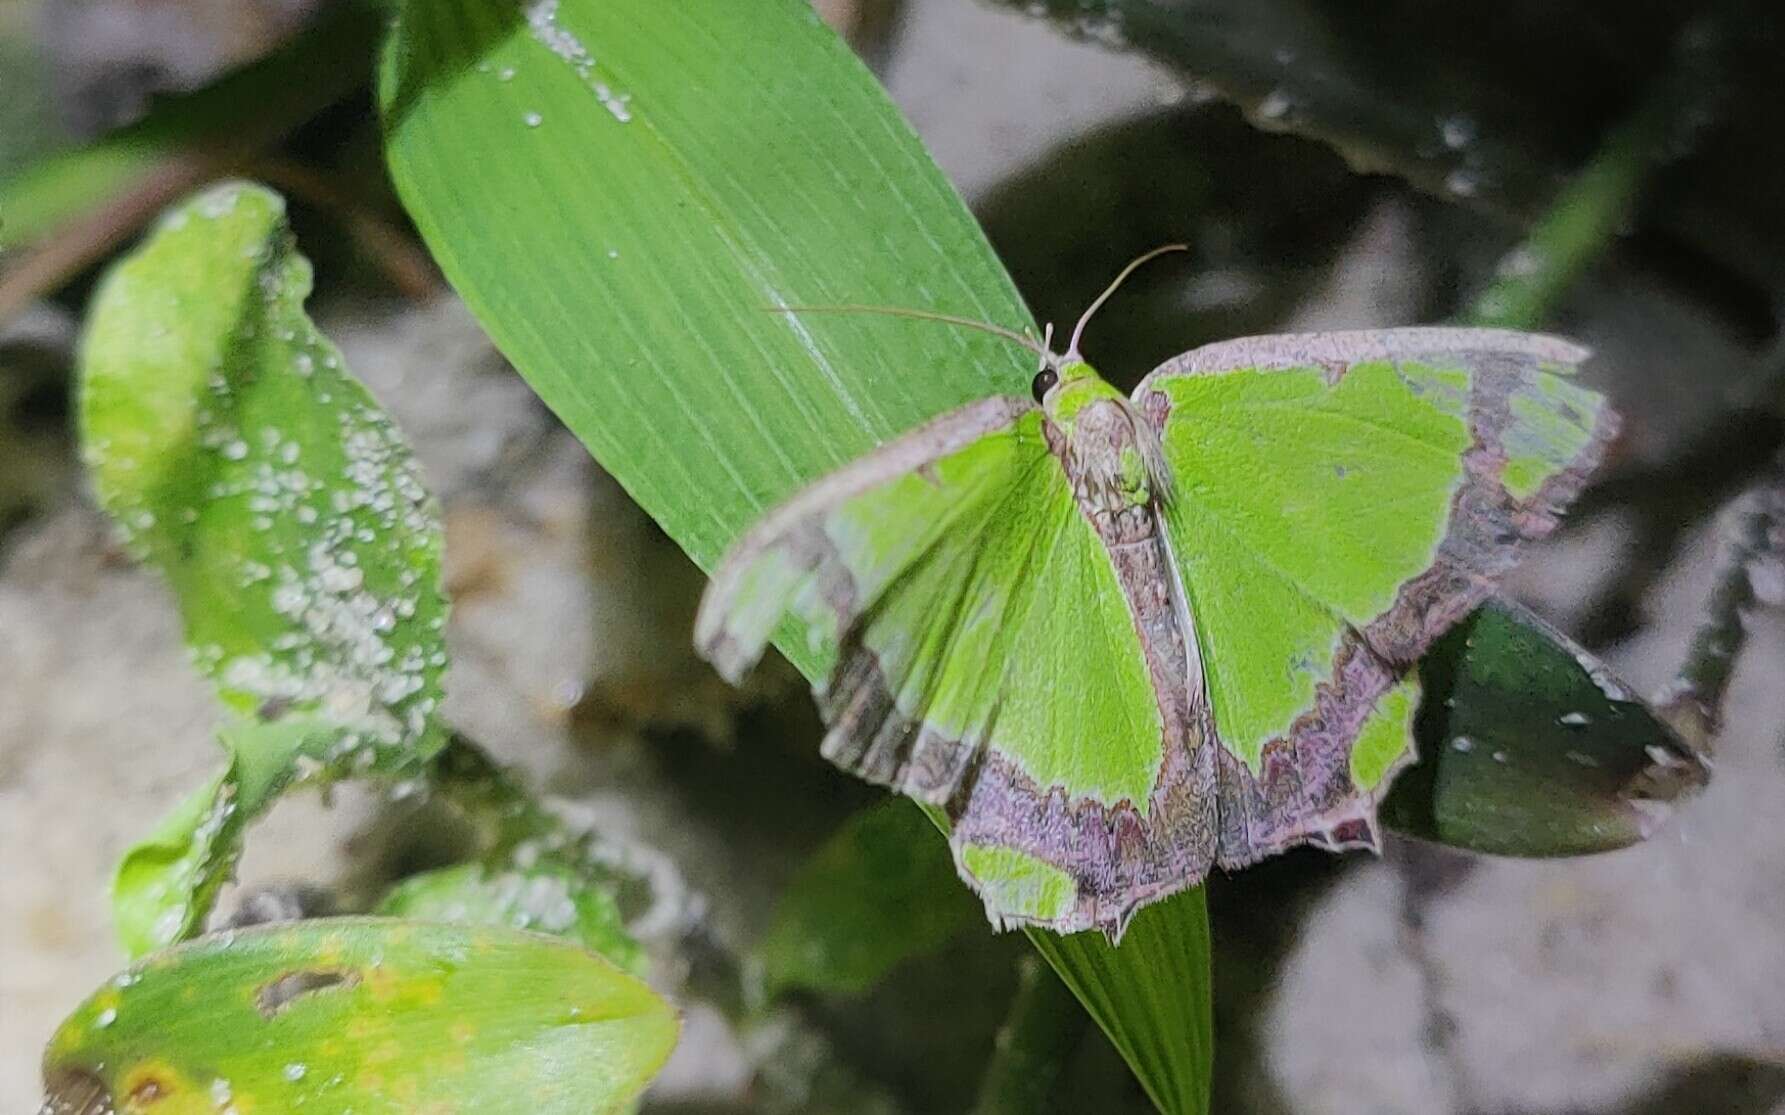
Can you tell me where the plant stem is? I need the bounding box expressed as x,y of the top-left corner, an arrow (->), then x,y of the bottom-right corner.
971,955 -> 1090,1115
0,3 -> 378,324
1654,455 -> 1785,753
1463,12 -> 1730,330
1448,6 -> 1782,759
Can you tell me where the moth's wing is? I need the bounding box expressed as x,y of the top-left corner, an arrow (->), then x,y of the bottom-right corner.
698,398 -> 1213,938
696,395 -> 1038,683
1134,327 -> 1615,865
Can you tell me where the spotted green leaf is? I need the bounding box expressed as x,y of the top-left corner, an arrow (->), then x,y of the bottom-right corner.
81,181 -> 448,770
80,182 -> 450,954
700,326 -> 1613,939
41,918 -> 678,1115
377,862 -> 645,976
1385,596 -> 1708,853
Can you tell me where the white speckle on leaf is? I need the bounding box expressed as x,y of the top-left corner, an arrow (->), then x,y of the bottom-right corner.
526,0 -> 634,122
195,184 -> 246,219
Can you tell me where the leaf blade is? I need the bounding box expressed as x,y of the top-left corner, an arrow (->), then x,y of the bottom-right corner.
42,918 -> 678,1115
79,181 -> 449,774
756,801 -> 983,998
377,862 -> 646,977
80,182 -> 452,952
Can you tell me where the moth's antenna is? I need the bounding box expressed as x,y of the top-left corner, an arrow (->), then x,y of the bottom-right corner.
1038,322 -> 1055,371
768,304 -> 1051,362
1066,244 -> 1189,357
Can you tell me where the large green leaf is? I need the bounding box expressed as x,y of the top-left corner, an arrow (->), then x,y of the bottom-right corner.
81,182 -> 450,953
41,918 -> 678,1115
379,2 -> 1211,1111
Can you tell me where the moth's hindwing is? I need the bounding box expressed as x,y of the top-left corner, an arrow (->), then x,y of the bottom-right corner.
1136,327 -> 1612,862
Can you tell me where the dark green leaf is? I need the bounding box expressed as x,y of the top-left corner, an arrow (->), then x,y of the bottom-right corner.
1385,597 -> 1708,855
756,801 -> 982,998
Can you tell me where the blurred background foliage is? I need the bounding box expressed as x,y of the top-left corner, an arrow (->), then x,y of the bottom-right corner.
4,1 -> 1785,1114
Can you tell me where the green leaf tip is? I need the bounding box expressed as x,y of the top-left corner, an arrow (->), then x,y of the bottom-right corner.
109,716 -> 343,958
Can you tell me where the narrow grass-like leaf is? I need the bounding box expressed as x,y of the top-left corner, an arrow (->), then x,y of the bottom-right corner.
377,862 -> 646,976
756,801 -> 983,998
42,918 -> 678,1115
380,3 -> 1211,1110
381,0 -> 1035,586
1025,891 -> 1213,1115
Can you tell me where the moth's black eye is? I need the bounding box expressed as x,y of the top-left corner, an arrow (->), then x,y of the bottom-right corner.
1031,366 -> 1059,404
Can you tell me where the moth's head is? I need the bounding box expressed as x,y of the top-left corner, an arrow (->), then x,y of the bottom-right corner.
1030,243 -> 1190,413
1030,356 -> 1111,411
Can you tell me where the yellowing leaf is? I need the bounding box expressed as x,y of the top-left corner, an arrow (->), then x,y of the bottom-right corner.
42,918 -> 678,1115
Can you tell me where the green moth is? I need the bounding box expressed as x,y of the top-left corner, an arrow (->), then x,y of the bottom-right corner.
695,251 -> 1613,941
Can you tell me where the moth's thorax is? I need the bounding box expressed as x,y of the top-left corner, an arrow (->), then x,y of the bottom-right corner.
1040,361 -> 1172,532
1043,361 -> 1125,426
